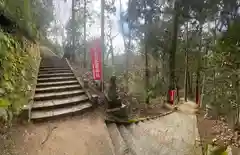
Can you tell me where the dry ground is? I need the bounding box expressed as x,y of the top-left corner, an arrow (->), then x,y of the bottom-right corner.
1,110 -> 115,155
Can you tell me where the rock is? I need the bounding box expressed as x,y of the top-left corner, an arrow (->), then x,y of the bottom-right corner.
0,88 -> 5,96
83,79 -> 89,88
205,104 -> 217,119
27,84 -> 31,91
0,108 -> 8,122
107,104 -> 130,120
207,144 -> 228,155
212,138 -> 217,143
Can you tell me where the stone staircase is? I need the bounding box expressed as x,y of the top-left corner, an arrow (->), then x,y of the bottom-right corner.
28,56 -> 92,120
22,56 -> 203,155
106,112 -> 202,155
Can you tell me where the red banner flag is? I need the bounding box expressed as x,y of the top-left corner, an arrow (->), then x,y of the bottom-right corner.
90,39 -> 102,81
169,90 -> 176,104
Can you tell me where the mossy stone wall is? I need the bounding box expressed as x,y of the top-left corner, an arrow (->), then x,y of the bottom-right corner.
0,30 -> 40,120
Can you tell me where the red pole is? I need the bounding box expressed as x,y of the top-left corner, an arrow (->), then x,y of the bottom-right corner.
169,90 -> 175,105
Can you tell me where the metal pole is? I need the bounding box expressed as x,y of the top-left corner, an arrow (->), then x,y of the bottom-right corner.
101,0 -> 105,91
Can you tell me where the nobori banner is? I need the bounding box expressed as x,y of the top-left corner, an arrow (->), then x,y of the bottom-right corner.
90,38 -> 102,81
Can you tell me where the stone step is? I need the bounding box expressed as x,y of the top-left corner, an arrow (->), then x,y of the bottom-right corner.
30,102 -> 92,120
40,60 -> 67,64
36,80 -> 79,88
32,95 -> 89,110
39,69 -> 72,74
119,125 -> 142,155
38,72 -> 74,78
34,89 -> 85,101
35,84 -> 81,93
39,68 -> 71,72
40,58 -> 65,61
37,76 -> 76,83
41,56 -> 61,60
107,123 -> 131,155
40,60 -> 66,63
40,61 -> 67,66
40,65 -> 69,69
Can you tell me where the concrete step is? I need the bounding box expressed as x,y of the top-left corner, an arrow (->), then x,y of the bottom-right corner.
40,61 -> 68,67
39,68 -> 71,72
118,125 -> 142,155
40,60 -> 67,64
38,72 -> 74,78
30,102 -> 92,120
39,69 -> 72,74
35,84 -> 81,93
40,66 -> 69,70
107,123 -> 131,155
41,56 -> 61,61
32,95 -> 89,110
40,58 -> 65,62
36,80 -> 79,88
37,76 -> 76,83
34,89 -> 85,101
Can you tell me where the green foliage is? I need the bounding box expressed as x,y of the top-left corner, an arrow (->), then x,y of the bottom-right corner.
0,98 -> 10,108
0,0 -> 54,39
206,144 -> 228,155
202,17 -> 240,119
0,31 -> 40,117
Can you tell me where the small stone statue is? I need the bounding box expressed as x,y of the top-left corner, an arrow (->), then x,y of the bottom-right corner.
107,75 -> 121,109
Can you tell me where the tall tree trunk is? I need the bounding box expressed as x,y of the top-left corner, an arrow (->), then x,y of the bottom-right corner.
235,64 -> 240,127
125,28 -> 131,92
168,1 -> 180,103
144,0 -> 153,104
196,24 -> 202,105
63,0 -> 76,60
100,0 -> 105,91
110,40 -> 114,66
24,0 -> 30,22
145,29 -> 149,104
71,0 -> 76,61
213,69 -> 216,103
200,46 -> 208,108
83,0 -> 87,68
120,0 -> 128,92
187,71 -> 193,96
184,22 -> 189,102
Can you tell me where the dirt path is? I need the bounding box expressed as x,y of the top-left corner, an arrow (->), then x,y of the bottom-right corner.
0,102 -> 203,155
2,110 -> 115,155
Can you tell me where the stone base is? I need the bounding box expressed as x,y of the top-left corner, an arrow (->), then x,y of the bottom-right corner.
107,99 -> 122,109
107,104 -> 129,120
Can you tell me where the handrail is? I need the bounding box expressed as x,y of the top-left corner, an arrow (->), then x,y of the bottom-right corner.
65,58 -> 97,103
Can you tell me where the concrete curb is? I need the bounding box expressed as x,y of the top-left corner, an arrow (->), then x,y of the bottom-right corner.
105,110 -> 175,125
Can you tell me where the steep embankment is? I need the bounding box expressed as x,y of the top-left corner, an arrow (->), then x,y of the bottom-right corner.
0,0 -> 42,121
0,31 -> 41,121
